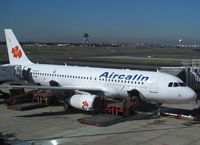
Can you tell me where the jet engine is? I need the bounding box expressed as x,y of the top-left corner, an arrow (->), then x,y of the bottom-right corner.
68,93 -> 101,111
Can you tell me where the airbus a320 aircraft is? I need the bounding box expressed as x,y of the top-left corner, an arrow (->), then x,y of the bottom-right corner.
1,29 -> 197,111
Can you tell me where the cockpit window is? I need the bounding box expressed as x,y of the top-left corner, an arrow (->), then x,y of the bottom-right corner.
173,83 -> 179,87
168,82 -> 173,87
179,82 -> 186,87
168,82 -> 186,87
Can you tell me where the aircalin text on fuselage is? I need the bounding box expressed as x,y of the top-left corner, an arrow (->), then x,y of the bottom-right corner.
1,29 -> 197,111
99,72 -> 149,81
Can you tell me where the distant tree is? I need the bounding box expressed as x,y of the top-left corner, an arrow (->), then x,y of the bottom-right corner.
83,33 -> 89,45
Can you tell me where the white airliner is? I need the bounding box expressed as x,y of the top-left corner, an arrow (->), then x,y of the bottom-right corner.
1,29 -> 197,111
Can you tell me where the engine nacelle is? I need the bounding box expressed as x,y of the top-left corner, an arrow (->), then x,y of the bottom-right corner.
68,94 -> 101,111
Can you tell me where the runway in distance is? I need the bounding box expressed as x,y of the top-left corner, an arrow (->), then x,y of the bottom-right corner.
1,29 -> 197,111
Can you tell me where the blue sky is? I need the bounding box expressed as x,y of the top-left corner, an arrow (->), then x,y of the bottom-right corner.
0,0 -> 200,44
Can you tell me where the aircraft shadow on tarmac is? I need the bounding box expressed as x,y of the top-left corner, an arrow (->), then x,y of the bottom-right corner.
16,109 -> 99,118
16,101 -> 200,118
16,102 -> 157,118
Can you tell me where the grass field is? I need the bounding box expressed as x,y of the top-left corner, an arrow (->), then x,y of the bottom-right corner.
0,44 -> 200,66
79,57 -> 181,66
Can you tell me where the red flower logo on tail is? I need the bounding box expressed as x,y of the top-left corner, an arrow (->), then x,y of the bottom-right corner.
12,46 -> 22,58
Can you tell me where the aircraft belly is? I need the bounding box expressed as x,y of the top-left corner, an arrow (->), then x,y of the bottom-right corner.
33,76 -> 50,86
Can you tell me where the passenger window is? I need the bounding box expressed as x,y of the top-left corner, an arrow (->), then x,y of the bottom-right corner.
173,83 -> 179,87
168,82 -> 173,87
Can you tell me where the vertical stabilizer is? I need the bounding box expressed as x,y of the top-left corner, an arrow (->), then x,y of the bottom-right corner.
5,29 -> 32,64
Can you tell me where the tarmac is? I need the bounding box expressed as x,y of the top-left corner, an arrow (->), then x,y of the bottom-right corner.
0,45 -> 200,144
1,99 -> 200,145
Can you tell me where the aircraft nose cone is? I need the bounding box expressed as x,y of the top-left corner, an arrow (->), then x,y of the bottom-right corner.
184,88 -> 197,102
191,90 -> 197,100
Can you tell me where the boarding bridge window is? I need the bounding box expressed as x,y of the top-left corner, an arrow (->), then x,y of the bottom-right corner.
168,82 -> 173,87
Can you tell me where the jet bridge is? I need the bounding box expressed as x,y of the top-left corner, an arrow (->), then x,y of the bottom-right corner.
160,59 -> 200,97
0,65 -> 22,83
182,59 -> 200,91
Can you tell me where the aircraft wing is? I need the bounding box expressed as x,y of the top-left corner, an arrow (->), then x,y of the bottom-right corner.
0,84 -> 105,92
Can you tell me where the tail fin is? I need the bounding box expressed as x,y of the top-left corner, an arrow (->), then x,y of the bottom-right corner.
5,29 -> 32,64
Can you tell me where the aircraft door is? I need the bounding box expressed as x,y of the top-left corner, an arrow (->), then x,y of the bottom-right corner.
150,75 -> 159,93
22,66 -> 32,81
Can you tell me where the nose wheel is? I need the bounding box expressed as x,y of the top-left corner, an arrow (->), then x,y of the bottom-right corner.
155,103 -> 162,117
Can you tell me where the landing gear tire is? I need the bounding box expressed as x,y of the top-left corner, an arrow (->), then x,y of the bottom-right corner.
63,100 -> 72,111
155,103 -> 161,117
